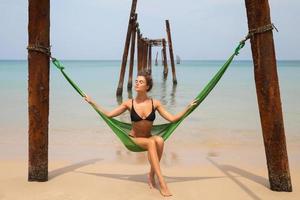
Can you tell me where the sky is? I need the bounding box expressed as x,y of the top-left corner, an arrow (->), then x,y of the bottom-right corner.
0,0 -> 299,60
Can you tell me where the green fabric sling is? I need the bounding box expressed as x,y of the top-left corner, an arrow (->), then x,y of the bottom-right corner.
51,40 -> 246,152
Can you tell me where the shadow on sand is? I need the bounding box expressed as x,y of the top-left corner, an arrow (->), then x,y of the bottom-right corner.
75,170 -> 226,185
49,158 -> 103,180
207,157 -> 269,200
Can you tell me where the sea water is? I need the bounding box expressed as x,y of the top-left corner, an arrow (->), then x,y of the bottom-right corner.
0,60 -> 299,161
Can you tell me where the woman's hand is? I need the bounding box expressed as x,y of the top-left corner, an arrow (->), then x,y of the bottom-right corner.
187,99 -> 198,109
84,95 -> 93,104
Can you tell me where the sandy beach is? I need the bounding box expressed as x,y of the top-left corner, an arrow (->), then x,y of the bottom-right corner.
1,142 -> 299,200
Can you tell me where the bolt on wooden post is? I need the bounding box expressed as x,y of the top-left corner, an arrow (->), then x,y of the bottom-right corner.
28,0 -> 50,182
245,0 -> 292,191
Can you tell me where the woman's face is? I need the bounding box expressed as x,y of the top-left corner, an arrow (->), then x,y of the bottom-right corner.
134,76 -> 148,92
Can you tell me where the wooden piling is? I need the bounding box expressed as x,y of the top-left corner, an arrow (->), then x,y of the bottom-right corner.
162,39 -> 168,78
165,20 -> 177,84
148,44 -> 152,74
127,14 -> 137,90
141,39 -> 145,72
140,38 -> 147,73
144,39 -> 149,73
137,30 -> 142,74
245,0 -> 292,191
140,38 -> 145,73
28,0 -> 50,182
161,49 -> 164,65
116,0 -> 138,96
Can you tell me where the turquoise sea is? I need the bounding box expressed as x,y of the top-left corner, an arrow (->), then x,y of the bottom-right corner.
0,60 -> 299,161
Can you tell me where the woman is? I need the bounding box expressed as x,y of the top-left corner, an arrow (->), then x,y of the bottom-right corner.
84,71 -> 197,197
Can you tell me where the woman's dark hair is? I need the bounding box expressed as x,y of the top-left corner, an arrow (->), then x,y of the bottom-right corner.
137,71 -> 153,92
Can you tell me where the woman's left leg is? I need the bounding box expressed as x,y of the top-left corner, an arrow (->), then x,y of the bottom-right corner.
148,136 -> 164,188
131,136 -> 172,196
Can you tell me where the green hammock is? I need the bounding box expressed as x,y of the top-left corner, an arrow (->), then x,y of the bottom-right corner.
52,40 -> 246,152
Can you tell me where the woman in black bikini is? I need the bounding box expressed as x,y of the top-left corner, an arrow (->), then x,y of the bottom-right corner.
84,71 -> 197,197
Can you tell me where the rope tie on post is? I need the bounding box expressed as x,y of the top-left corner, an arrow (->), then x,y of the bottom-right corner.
236,23 -> 278,55
27,44 -> 52,58
27,44 -> 64,70
247,23 -> 278,39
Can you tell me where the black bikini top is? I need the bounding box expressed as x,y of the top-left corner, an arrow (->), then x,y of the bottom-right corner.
130,98 -> 156,122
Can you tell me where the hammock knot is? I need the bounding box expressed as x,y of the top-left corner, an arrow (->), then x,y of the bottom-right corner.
51,58 -> 65,70
234,41 -> 245,55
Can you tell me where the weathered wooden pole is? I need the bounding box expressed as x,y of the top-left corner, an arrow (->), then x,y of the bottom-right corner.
161,49 -> 164,65
28,0 -> 50,181
148,44 -> 152,74
140,38 -> 144,71
141,39 -> 144,72
144,40 -> 149,73
245,0 -> 292,191
137,30 -> 143,74
165,20 -> 177,84
155,51 -> 158,66
116,0 -> 138,96
162,39 -> 168,78
127,14 -> 137,90
140,38 -> 147,73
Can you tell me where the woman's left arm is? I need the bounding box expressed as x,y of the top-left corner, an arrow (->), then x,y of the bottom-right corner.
156,99 -> 198,122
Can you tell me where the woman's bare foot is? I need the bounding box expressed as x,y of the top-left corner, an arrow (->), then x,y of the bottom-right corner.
158,180 -> 172,197
147,172 -> 156,189
159,185 -> 172,197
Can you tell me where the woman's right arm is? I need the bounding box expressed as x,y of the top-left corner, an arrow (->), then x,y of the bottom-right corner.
84,95 -> 129,118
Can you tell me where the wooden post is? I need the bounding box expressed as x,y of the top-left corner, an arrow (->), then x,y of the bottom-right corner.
140,38 -> 144,73
116,0 -> 138,96
127,14 -> 137,90
161,49 -> 163,65
162,39 -> 168,78
148,44 -> 152,74
137,30 -> 142,74
28,0 -> 50,181
165,20 -> 177,84
155,51 -> 158,66
144,39 -> 148,73
245,0 -> 292,191
141,39 -> 145,72
140,38 -> 147,73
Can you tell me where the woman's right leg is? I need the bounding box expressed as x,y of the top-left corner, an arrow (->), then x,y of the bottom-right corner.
132,137 -> 172,196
